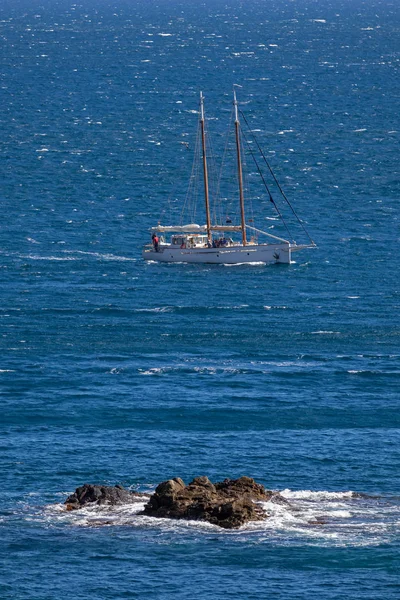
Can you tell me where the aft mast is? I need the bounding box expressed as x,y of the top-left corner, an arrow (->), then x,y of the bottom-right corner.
234,89 -> 247,246
200,92 -> 212,243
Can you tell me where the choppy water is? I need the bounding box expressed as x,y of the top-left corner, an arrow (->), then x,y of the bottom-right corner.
1,0 -> 399,598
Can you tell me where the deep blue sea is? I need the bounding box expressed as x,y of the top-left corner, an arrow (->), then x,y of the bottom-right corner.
1,0 -> 399,598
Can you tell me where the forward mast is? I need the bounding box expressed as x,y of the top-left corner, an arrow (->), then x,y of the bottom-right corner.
199,91 -> 247,239
199,92 -> 212,243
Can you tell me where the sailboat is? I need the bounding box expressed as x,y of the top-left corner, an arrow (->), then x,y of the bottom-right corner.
142,91 -> 315,264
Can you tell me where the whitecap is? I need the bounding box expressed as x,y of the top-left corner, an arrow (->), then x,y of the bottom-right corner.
223,261 -> 265,266
311,331 -> 340,334
213,305 -> 249,309
43,500 -> 148,528
281,489 -> 355,500
330,510 -> 352,518
134,307 -> 172,313
139,368 -> 164,376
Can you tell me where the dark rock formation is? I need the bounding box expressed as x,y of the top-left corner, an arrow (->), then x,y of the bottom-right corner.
64,477 -> 290,529
143,475 -> 285,529
65,483 -> 147,510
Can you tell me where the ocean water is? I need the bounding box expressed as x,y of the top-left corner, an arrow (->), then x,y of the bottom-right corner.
1,0 -> 399,598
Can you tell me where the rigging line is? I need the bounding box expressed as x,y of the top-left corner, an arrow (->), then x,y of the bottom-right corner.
238,135 -> 255,234
181,117 -> 202,224
200,110 -> 214,224
240,125 -> 295,242
216,107 -> 239,225
192,133 -> 201,222
159,182 -> 176,225
214,108 -> 234,224
239,110 -> 316,245
204,115 -> 220,225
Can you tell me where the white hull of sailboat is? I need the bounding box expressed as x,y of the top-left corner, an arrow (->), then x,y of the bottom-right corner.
142,243 -> 294,264
142,92 -> 316,264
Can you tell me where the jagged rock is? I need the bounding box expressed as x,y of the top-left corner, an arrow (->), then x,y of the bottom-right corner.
143,476 -> 284,529
65,483 -> 147,510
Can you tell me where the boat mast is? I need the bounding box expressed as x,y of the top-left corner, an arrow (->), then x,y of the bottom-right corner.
234,89 -> 247,246
200,92 -> 212,242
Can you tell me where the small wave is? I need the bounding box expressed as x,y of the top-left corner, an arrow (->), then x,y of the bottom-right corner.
281,489 -> 355,501
44,500 -> 220,533
330,510 -> 352,518
345,369 -> 398,376
134,307 -> 173,313
139,367 -> 165,376
19,488 -> 400,548
134,305 -> 249,314
24,255 -> 79,261
43,500 -> 147,528
216,305 -> 249,309
138,365 -> 246,376
223,261 -> 266,267
62,250 -> 135,262
311,331 -> 341,335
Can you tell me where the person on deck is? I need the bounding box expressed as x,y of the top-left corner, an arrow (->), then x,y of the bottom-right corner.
152,234 -> 159,252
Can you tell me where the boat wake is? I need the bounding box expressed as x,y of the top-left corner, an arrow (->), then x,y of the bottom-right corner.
0,250 -> 136,262
61,250 -> 136,261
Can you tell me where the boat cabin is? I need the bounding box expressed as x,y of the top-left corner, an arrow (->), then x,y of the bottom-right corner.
170,234 -> 209,248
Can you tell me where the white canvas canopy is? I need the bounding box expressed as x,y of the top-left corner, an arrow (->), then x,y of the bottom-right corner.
150,224 -> 207,233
